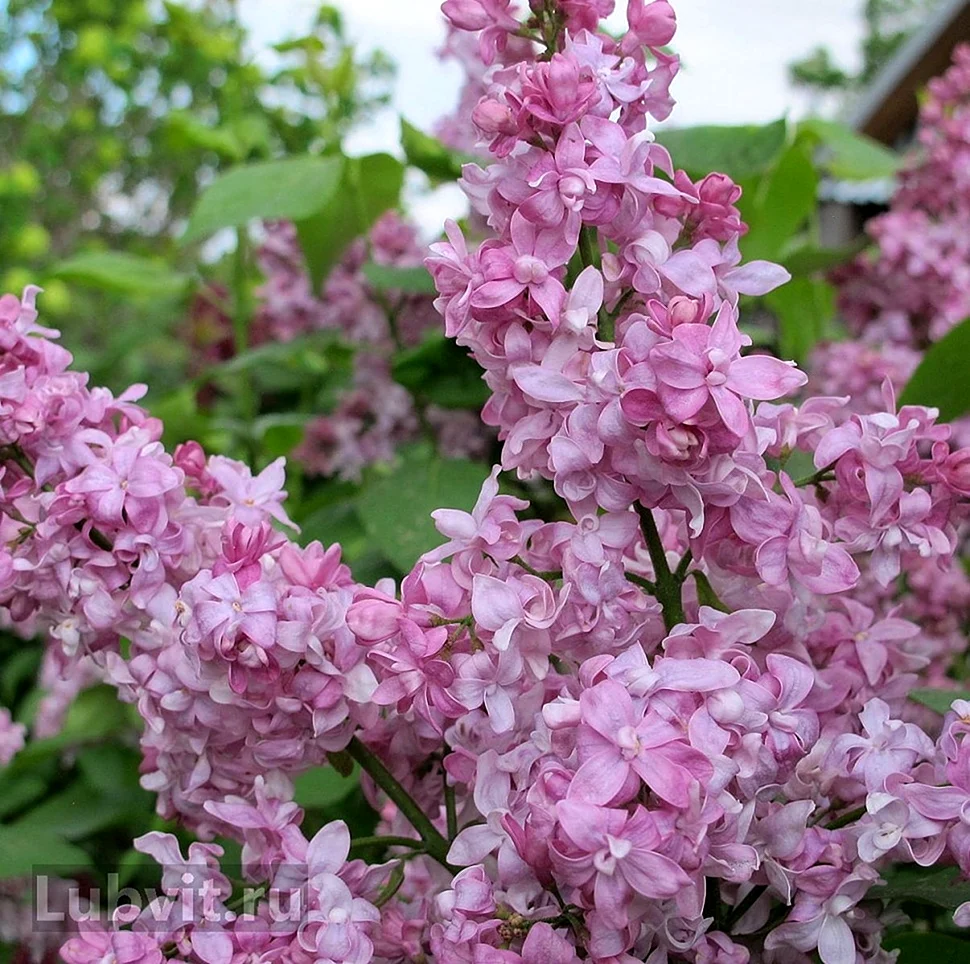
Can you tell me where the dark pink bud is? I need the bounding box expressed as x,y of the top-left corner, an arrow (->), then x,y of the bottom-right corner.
441,0 -> 491,31
944,448 -> 970,495
346,597 -> 402,642
472,96 -> 516,135
628,0 -> 676,47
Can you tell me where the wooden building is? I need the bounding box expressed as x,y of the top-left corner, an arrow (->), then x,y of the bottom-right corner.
819,0 -> 970,245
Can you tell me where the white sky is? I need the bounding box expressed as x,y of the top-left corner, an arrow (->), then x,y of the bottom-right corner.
238,0 -> 865,227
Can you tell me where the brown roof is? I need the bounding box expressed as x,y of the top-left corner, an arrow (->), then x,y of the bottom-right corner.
849,0 -> 970,145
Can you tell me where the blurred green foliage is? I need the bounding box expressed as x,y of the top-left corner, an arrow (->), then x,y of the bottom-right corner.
0,0 -> 393,388
789,0 -> 946,94
657,117 -> 901,363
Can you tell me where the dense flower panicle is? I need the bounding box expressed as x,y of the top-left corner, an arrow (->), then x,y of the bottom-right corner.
58,815 -> 382,964
806,46 -> 970,690
814,44 -> 970,374
0,287 -> 378,834
0,4 -> 965,964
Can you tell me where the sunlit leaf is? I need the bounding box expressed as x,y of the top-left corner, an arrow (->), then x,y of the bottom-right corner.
743,139 -> 818,262
401,118 -> 475,181
51,252 -> 190,298
657,119 -> 788,181
297,153 -> 404,289
798,118 -> 902,181
910,688 -> 970,714
182,155 -> 344,244
764,277 -> 836,363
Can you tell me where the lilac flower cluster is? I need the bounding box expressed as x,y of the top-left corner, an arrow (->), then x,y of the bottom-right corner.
807,43 -> 970,674
813,44 -> 970,393
0,287 -> 372,830
1,3 -> 970,963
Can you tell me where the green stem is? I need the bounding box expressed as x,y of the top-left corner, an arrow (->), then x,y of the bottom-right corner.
510,555 -> 563,581
825,805 -> 866,830
626,572 -> 656,593
226,886 -> 265,913
725,884 -> 767,931
675,549 -> 693,580
231,228 -> 258,462
348,835 -> 425,852
578,224 -> 600,271
0,444 -> 34,477
705,876 -> 726,932
693,570 -> 731,613
792,462 -> 835,488
232,227 -> 250,356
346,737 -> 455,871
576,224 -> 614,341
374,862 -> 406,908
636,504 -> 685,631
444,776 -> 458,841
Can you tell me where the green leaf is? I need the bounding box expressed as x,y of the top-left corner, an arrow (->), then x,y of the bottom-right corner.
182,155 -> 344,244
782,448 -> 817,482
0,648 -> 41,705
899,318 -> 970,420
356,446 -> 489,571
355,154 -> 406,227
152,386 -> 213,450
764,277 -> 836,363
657,119 -> 788,181
13,783 -> 138,840
293,765 -> 359,808
783,238 -> 868,276
75,744 -> 144,796
798,118 -> 902,181
0,776 -> 47,820
165,111 -> 245,161
743,140 -> 818,262
362,263 -> 437,295
207,332 -> 350,397
253,414 -> 308,459
50,252 -> 190,298
910,688 -> 970,714
392,332 -> 489,410
401,118 -> 475,181
0,825 -> 91,878
297,153 -> 404,290
6,686 -> 130,772
300,501 -> 370,565
884,932 -> 970,964
273,35 -> 326,55
878,865 -> 970,910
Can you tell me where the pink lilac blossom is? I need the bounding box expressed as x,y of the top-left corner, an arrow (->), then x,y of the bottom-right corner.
811,45 -> 970,418
0,4 -> 966,964
807,46 -> 970,682
0,287 -> 374,834
831,44 -> 970,349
